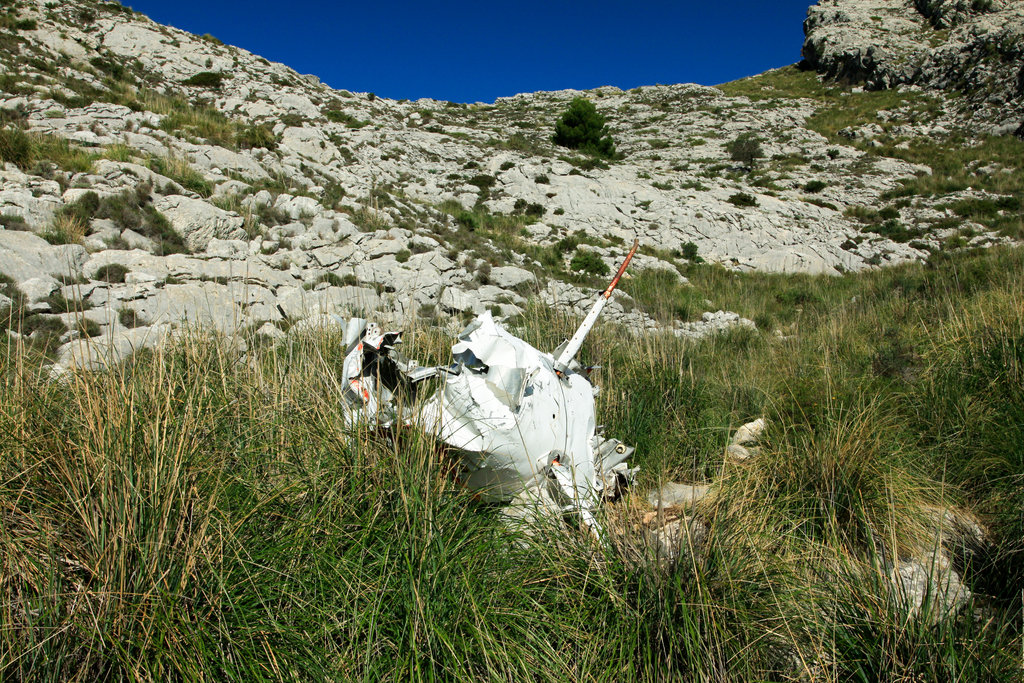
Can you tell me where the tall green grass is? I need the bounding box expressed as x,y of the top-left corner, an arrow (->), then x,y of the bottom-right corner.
1,246 -> 1023,680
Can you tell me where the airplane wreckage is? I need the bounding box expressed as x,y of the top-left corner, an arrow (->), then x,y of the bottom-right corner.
335,241 -> 641,534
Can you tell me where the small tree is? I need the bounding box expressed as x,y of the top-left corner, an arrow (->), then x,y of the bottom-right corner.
726,133 -> 763,170
553,98 -> 616,159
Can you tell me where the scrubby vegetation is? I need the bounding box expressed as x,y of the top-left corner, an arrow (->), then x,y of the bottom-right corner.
553,97 -> 616,159
726,132 -> 764,169
181,71 -> 226,89
58,183 -> 187,255
1,245 -> 1022,680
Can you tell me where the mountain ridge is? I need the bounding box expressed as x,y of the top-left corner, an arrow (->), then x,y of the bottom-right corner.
0,0 -> 1021,370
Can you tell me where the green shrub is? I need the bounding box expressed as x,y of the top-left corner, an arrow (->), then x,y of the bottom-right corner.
552,98 -> 616,159
323,109 -> 370,129
0,212 -> 29,231
88,184 -> 187,255
90,55 -> 128,82
0,275 -> 26,333
76,317 -> 102,338
534,174 -> 549,184
395,249 -> 411,263
20,314 -> 66,353
863,218 -> 922,244
804,197 -> 838,211
235,124 -> 277,151
467,174 -> 496,191
181,71 -> 226,89
0,126 -> 33,169
147,156 -> 212,197
321,181 -> 347,210
569,248 -> 609,276
43,291 -> 91,313
118,306 -> 144,328
59,191 -> 101,224
728,192 -> 758,208
303,272 -> 356,290
803,179 -> 827,193
726,133 -> 764,169
94,263 -> 130,284
680,241 -> 702,262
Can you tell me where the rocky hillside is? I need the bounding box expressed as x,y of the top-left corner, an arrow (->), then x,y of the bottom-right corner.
0,0 -> 1022,371
803,0 -> 1024,133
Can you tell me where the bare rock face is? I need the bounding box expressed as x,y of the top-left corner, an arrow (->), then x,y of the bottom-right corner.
154,196 -> 248,252
803,0 -> 1024,130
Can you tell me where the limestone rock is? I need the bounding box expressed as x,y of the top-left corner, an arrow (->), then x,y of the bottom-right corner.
647,482 -> 713,510
154,195 -> 247,252
55,324 -> 174,372
0,230 -> 86,282
803,0 -> 1024,127
121,228 -> 157,252
732,418 -> 768,446
648,516 -> 709,569
890,553 -> 972,623
489,265 -> 536,290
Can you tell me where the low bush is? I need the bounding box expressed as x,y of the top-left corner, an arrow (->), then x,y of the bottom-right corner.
0,212 -> 29,231
43,291 -> 91,314
76,317 -> 102,338
117,306 -> 145,329
181,71 -> 226,89
323,109 -> 370,128
569,248 -> 609,276
94,263 -> 130,284
235,124 -> 277,151
18,314 -> 67,353
0,126 -> 33,169
728,192 -> 758,207
41,214 -> 87,245
72,183 -> 188,255
147,156 -> 212,197
467,174 -> 496,191
680,241 -> 702,262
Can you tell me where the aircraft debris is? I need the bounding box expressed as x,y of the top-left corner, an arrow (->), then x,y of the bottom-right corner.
336,241 -> 642,534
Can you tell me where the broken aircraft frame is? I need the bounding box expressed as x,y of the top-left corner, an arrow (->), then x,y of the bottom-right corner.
335,241 -> 641,533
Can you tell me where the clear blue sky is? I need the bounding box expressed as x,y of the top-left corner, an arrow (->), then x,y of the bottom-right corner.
122,0 -> 815,103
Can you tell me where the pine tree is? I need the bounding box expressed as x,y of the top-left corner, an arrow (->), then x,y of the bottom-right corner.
553,98 -> 616,159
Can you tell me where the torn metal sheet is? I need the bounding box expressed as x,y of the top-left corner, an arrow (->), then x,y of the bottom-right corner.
338,242 -> 641,534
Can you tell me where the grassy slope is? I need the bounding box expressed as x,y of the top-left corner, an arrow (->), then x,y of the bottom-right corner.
1,244 -> 1023,681
719,66 -> 1024,241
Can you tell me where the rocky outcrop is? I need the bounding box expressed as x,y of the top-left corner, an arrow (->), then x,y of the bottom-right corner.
803,0 -> 1024,131
0,0 -> 1018,369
